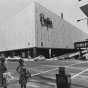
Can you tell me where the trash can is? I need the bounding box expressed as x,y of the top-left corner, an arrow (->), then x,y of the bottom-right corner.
56,67 -> 71,88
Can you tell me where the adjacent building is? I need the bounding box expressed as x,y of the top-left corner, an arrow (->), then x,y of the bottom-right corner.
0,2 -> 88,58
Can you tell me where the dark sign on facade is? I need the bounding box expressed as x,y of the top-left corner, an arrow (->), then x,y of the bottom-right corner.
40,13 -> 53,29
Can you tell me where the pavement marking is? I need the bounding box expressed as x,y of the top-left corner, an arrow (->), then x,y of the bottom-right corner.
71,68 -> 88,79
41,65 -> 64,68
27,82 -> 40,87
4,72 -> 15,79
41,65 -> 85,70
32,68 -> 58,76
6,60 -> 88,87
30,79 -> 56,86
45,81 -> 56,86
32,61 -> 88,77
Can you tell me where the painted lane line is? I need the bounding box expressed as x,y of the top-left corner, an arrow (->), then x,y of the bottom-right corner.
42,65 -> 84,71
32,61 -> 88,77
27,82 -> 40,87
71,68 -> 88,79
32,68 -> 58,76
8,60 -> 88,83
66,66 -> 84,70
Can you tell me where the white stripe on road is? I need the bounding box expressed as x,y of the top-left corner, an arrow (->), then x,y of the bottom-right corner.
7,60 -> 88,83
32,61 -> 88,77
32,68 -> 58,76
42,65 -> 84,71
27,82 -> 40,87
71,68 -> 88,79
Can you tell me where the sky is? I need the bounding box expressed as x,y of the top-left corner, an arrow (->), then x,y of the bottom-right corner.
0,0 -> 88,33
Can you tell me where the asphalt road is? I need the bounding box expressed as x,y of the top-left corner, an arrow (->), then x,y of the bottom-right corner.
4,59 -> 88,88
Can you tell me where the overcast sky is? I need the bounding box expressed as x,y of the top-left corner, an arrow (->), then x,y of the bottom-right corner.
0,0 -> 88,33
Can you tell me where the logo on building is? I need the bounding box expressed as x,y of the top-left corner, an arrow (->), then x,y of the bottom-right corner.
40,13 -> 53,29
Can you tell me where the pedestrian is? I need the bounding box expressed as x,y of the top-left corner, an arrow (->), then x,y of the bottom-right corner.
0,57 -> 7,88
16,59 -> 24,73
19,67 -> 28,88
16,59 -> 31,88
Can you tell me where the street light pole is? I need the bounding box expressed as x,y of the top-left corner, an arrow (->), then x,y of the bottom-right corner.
28,42 -> 30,59
28,42 -> 32,75
46,20 -> 52,58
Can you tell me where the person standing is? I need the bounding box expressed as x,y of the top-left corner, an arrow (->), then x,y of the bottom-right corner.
16,59 -> 31,88
0,57 -> 7,88
16,59 -> 24,73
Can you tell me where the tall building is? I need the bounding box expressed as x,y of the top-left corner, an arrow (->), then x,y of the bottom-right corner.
0,2 -> 88,58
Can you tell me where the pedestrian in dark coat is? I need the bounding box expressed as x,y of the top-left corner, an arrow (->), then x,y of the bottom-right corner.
0,57 -> 7,88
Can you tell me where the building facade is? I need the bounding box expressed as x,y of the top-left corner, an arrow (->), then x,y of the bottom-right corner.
0,2 -> 88,58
